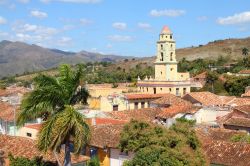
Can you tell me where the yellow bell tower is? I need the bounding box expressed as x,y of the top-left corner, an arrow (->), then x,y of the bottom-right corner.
155,26 -> 178,81
137,25 -> 191,96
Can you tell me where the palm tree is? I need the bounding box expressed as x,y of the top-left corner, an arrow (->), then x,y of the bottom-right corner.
17,64 -> 90,166
242,47 -> 249,56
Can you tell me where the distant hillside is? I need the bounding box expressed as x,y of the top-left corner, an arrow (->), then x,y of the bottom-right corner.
0,40 -> 131,78
106,37 -> 250,71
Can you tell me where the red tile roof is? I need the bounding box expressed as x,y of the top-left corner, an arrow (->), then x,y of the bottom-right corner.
106,108 -> 161,122
151,93 -> 191,106
227,98 -> 250,106
0,86 -> 30,97
156,104 -> 197,119
0,102 -> 19,121
234,105 -> 250,115
91,118 -> 127,125
193,72 -> 207,79
224,117 -> 250,128
24,123 -> 42,130
90,124 -> 124,148
182,92 -> 222,106
124,93 -> 168,100
0,135 -> 89,164
239,69 -> 250,74
161,25 -> 172,34
196,127 -> 250,166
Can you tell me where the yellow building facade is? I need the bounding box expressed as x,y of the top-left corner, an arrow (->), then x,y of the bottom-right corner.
137,26 -> 191,96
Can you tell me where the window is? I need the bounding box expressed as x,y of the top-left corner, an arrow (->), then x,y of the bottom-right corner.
171,68 -> 174,71
26,133 -> 32,137
161,52 -> 164,61
153,88 -> 156,94
170,52 -> 173,61
169,88 -> 172,92
113,105 -> 118,111
90,147 -> 98,158
160,88 -> 162,91
148,102 -> 150,108
170,35 -> 172,39
141,102 -> 145,109
176,88 -> 180,96
161,44 -> 163,49
161,71 -> 162,75
147,87 -> 148,92
183,88 -> 187,95
171,44 -> 173,48
134,102 -> 138,109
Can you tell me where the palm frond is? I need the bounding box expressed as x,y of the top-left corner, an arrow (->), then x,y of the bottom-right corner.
37,105 -> 90,154
70,87 -> 90,105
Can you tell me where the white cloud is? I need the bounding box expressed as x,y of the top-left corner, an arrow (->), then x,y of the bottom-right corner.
0,16 -> 7,24
217,11 -> 250,25
41,0 -> 101,3
0,31 -> 8,37
112,22 -> 127,30
30,10 -> 48,19
108,35 -> 133,42
106,43 -> 112,48
197,16 -> 207,21
80,18 -> 92,25
57,37 -> 72,46
17,0 -> 30,3
137,22 -> 151,29
150,9 -> 186,17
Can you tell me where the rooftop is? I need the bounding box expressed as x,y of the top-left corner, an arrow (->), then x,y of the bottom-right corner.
193,72 -> 207,79
0,102 -> 19,121
151,93 -> 191,106
0,86 -> 30,97
156,104 -> 197,119
224,117 -> 250,128
0,135 -> 89,164
124,93 -> 168,100
161,25 -> 172,34
227,98 -> 250,106
182,91 -> 222,106
90,124 -> 124,148
106,107 -> 161,122
196,127 -> 250,166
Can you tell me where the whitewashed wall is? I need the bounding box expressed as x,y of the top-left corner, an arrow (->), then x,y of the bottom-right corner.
110,149 -> 134,166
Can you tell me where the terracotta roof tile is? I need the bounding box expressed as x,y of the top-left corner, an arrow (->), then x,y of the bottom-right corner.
0,102 -> 19,121
182,92 -> 222,106
196,128 -> 250,166
90,124 -> 124,148
0,86 -> 30,97
234,105 -> 250,115
124,93 -> 168,100
90,118 -> 127,125
0,135 -> 89,164
156,104 -> 197,119
193,72 -> 207,79
227,98 -> 250,106
151,93 -> 191,106
25,123 -> 42,130
224,117 -> 250,128
106,108 -> 161,122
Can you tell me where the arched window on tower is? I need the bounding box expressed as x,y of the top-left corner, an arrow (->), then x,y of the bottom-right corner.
170,35 -> 172,39
170,52 -> 173,61
161,52 -> 164,61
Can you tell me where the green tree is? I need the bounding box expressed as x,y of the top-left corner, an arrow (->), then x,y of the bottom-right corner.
242,47 -> 249,56
17,64 -> 91,166
119,119 -> 207,166
206,71 -> 219,93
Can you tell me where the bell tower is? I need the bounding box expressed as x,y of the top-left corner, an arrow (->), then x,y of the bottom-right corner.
154,26 -> 178,81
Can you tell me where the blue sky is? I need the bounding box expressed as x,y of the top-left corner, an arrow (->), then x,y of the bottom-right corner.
0,0 -> 250,56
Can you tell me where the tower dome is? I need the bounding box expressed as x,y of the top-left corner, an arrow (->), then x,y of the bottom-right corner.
161,25 -> 172,34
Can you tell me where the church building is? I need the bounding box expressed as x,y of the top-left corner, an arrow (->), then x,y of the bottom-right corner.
137,26 -> 191,96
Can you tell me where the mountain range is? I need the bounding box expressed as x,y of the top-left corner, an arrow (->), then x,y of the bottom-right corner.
0,40 -> 131,78
0,37 -> 250,78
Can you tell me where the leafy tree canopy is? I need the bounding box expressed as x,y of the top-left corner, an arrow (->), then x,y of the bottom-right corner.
119,119 -> 207,166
